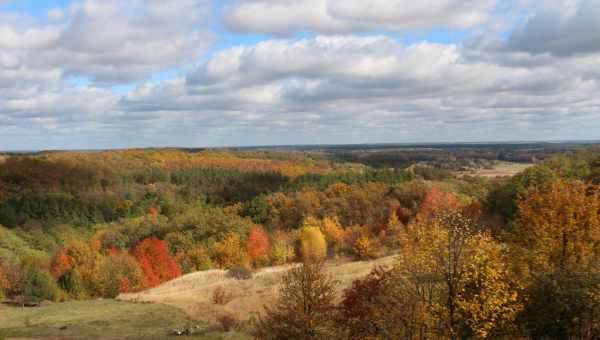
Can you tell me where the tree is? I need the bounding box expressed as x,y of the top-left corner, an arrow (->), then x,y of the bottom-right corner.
416,187 -> 460,222
298,226 -> 327,262
521,268 -> 600,339
213,233 -> 248,269
50,248 -> 72,279
257,261 -> 338,339
512,179 -> 600,272
247,226 -> 270,262
393,211 -> 521,338
133,237 -> 181,288
320,216 -> 344,255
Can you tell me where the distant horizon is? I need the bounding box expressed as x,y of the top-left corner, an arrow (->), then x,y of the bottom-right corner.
3,139 -> 600,154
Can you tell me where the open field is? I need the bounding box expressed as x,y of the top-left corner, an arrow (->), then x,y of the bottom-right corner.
118,255 -> 397,323
456,161 -> 533,178
0,300 -> 248,340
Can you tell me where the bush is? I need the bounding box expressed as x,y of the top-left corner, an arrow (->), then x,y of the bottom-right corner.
217,313 -> 240,332
22,266 -> 62,302
227,266 -> 253,280
270,232 -> 294,265
58,268 -> 86,299
352,236 -> 376,260
212,286 -> 233,305
298,227 -> 327,262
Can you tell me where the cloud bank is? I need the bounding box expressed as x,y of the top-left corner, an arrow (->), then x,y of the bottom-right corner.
0,0 -> 599,149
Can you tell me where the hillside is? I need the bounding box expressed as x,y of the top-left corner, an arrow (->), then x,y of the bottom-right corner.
118,255 -> 397,323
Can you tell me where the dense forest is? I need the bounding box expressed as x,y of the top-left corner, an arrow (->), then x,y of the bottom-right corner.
2,145 -> 600,339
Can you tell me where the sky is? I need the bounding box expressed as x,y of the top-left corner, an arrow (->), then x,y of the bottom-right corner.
0,0 -> 599,150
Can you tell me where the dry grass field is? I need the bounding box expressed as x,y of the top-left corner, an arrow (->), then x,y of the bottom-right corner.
457,161 -> 533,178
118,255 -> 398,323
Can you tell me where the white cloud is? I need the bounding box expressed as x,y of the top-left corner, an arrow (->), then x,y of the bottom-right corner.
222,0 -> 498,35
505,0 -> 600,56
1,0 -> 213,84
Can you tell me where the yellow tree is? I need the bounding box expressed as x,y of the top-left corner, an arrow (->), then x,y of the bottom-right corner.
396,211 -> 521,339
513,179 -> 600,272
298,226 -> 327,262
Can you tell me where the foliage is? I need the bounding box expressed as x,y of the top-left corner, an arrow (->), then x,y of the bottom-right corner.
512,179 -> 600,272
21,265 -> 62,302
257,261 -> 338,339
521,268 -> 600,339
352,236 -> 375,260
298,226 -> 327,262
246,226 -> 270,262
213,233 -> 249,269
132,237 -> 181,288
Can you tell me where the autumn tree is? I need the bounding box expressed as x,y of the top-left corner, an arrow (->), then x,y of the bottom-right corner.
298,226 -> 327,262
320,216 -> 344,255
392,211 -> 521,338
512,179 -> 600,272
133,237 -> 181,288
416,187 -> 460,222
50,248 -> 72,279
246,226 -> 270,264
257,261 -> 338,339
213,233 -> 249,269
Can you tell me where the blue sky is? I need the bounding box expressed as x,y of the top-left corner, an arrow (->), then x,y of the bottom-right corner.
0,0 -> 599,150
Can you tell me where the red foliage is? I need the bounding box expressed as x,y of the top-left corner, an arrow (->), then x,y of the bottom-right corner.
246,226 -> 270,260
119,277 -> 131,293
149,206 -> 159,221
417,187 -> 460,220
50,248 -> 72,279
132,237 -> 181,288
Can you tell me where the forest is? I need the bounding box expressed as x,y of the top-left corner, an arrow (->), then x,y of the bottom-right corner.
2,144 -> 600,339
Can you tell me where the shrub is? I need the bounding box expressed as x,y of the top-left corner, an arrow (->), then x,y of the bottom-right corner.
257,261 -> 338,339
22,266 -> 62,302
217,313 -> 240,332
352,236 -> 375,260
99,252 -> 143,297
298,227 -> 327,262
270,232 -> 294,265
212,286 -> 233,305
58,268 -> 86,299
227,266 -> 253,280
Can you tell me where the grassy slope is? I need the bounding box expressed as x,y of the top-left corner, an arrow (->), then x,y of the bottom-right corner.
0,300 -> 249,340
118,255 -> 397,324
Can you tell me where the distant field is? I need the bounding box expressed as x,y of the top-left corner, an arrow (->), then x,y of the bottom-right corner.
0,300 -> 248,340
118,255 -> 397,323
457,161 -> 533,178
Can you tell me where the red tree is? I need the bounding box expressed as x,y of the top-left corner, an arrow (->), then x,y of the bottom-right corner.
417,187 -> 460,221
132,237 -> 181,288
50,248 -> 72,279
246,226 -> 270,260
